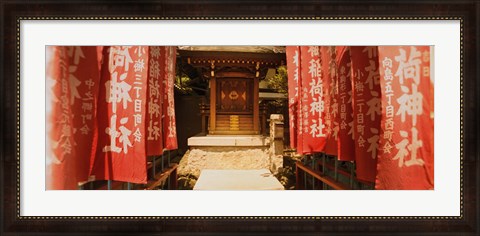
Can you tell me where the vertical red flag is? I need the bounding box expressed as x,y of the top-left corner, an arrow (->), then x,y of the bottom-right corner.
163,46 -> 178,150
299,46 -> 327,154
96,46 -> 104,71
376,46 -> 434,190
67,46 -> 101,183
286,46 -> 300,149
296,48 -> 304,155
324,46 -> 339,156
90,46 -> 149,184
350,46 -> 382,183
46,46 -> 101,189
336,46 -> 355,161
146,46 -> 165,155
46,46 -> 77,190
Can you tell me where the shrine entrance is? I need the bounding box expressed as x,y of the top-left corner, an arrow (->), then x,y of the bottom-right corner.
178,48 -> 285,136
210,74 -> 259,135
177,47 -> 287,189
215,78 -> 254,134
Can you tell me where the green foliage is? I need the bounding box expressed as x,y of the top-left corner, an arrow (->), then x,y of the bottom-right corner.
175,75 -> 194,94
274,154 -> 301,190
177,174 -> 197,190
263,65 -> 288,110
265,65 -> 288,95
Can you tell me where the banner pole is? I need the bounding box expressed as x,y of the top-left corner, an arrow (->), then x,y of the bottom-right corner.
334,156 -> 338,181
168,150 -> 171,167
108,180 -> 112,190
322,153 -> 327,190
161,151 -> 164,172
311,154 -> 315,190
350,161 -> 355,189
303,155 -> 307,189
152,156 -> 156,178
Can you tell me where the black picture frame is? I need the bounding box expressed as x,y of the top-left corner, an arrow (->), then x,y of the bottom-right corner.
1,1 -> 478,235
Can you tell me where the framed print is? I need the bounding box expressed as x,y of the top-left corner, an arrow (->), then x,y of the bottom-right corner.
1,0 -> 478,235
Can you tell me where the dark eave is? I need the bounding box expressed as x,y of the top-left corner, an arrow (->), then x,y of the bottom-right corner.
177,50 -> 286,68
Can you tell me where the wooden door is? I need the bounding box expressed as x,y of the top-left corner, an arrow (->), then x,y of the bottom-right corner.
217,78 -> 253,114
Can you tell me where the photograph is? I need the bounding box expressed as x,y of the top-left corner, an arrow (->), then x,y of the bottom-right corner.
1,1 -> 476,232
46,45 -> 434,191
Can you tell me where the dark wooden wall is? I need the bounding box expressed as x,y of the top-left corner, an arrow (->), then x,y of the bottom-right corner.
174,95 -> 204,154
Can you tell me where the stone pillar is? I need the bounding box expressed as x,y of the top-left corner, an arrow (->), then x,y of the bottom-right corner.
269,114 -> 284,173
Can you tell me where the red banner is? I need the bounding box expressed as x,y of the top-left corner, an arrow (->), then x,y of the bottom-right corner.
286,46 -> 300,149
90,46 -> 149,184
163,46 -> 178,150
146,46 -> 165,156
299,46 -> 327,154
68,46 -> 101,183
376,46 -> 434,190
46,46 -> 102,189
46,46 -> 77,189
350,46 -> 382,183
324,46 -> 339,156
336,46 -> 355,161
296,47 -> 304,155
96,46 -> 104,71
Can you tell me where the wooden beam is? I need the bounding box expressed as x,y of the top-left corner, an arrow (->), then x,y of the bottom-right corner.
296,163 -> 303,189
253,76 -> 259,134
317,161 -> 374,185
144,164 -> 178,190
209,76 -> 216,134
296,162 -> 350,190
211,130 -> 258,135
177,50 -> 286,63
202,71 -> 269,80
97,181 -> 123,190
215,71 -> 255,78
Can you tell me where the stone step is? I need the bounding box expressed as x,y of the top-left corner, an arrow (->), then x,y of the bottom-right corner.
216,122 -> 253,127
216,117 -> 253,121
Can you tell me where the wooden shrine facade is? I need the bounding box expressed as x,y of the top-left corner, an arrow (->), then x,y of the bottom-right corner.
178,49 -> 285,135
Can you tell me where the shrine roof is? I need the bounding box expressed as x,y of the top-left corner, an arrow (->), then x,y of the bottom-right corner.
177,46 -> 285,54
